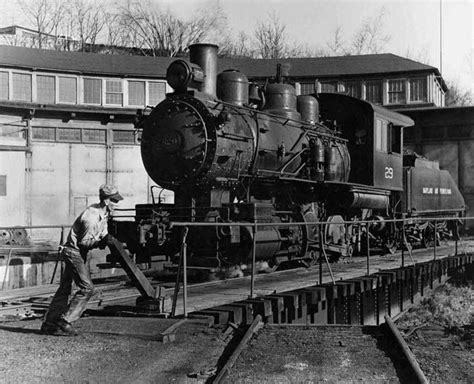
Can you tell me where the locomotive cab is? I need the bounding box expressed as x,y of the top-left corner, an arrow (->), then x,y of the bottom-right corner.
318,93 -> 413,191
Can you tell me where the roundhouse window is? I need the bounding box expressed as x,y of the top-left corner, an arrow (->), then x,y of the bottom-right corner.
388,79 -> 406,104
37,75 -> 55,103
409,77 -> 427,102
57,127 -> 81,142
320,81 -> 337,93
83,129 -> 106,143
32,127 -> 56,141
58,77 -> 77,104
343,81 -> 361,98
365,80 -> 382,104
0,71 -> 8,100
84,78 -> 102,104
12,73 -> 32,102
113,130 -> 136,144
148,82 -> 166,106
128,81 -> 145,106
105,79 -> 123,105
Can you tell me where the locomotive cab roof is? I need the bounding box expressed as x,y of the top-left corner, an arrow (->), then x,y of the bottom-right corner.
317,93 -> 414,128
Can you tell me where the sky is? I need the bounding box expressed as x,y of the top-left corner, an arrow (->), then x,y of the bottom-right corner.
1,0 -> 473,93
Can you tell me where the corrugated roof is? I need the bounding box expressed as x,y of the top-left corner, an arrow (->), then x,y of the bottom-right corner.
0,45 -> 440,81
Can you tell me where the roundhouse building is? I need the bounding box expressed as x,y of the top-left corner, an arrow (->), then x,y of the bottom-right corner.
0,46 -> 175,234
0,45 -> 466,235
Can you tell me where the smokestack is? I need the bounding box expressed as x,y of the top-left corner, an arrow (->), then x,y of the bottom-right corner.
189,43 -> 218,98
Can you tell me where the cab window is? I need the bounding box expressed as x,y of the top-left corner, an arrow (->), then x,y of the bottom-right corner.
375,118 -> 388,152
375,118 -> 401,154
389,124 -> 401,154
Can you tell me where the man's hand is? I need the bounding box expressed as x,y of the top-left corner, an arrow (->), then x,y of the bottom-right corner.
98,234 -> 116,249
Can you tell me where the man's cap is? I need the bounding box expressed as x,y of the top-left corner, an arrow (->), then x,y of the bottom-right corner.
99,184 -> 123,201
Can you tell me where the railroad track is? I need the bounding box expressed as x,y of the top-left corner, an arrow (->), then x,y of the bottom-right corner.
213,316 -> 428,383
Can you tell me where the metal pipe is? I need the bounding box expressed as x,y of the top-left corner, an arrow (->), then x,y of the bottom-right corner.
250,221 -> 257,298
401,219 -> 405,268
50,226 -> 64,284
183,227 -> 188,317
366,223 -> 370,275
319,224 -> 323,284
433,219 -> 437,260
1,248 -> 13,290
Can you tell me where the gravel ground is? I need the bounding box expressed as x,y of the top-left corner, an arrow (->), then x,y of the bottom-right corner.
0,316 -> 228,384
404,327 -> 473,384
0,313 -> 472,383
226,325 -> 412,383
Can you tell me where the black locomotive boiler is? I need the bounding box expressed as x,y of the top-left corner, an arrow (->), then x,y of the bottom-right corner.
115,43 -> 465,271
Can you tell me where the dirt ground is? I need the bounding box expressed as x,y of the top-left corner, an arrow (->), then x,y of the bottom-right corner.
404,327 -> 473,384
0,316 -> 228,384
226,325 -> 413,383
1,314 -> 471,383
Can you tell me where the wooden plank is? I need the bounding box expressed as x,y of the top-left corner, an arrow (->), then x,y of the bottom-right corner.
108,238 -> 156,298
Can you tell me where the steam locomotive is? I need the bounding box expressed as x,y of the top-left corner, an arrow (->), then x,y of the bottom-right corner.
112,43 -> 465,270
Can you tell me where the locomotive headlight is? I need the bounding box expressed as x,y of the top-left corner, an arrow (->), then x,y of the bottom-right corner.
166,59 -> 204,92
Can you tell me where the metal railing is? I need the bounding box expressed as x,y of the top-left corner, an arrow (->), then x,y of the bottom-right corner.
1,216 -> 472,314
169,215 -> 471,317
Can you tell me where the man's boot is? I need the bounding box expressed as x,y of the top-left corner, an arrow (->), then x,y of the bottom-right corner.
40,321 -> 58,335
56,318 -> 78,336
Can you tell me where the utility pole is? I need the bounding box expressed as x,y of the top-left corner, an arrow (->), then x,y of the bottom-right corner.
439,0 -> 443,74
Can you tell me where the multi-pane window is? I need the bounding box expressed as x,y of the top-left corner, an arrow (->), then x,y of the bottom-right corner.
0,175 -> 6,196
149,82 -> 166,105
388,79 -> 406,104
0,71 -> 8,100
32,127 -> 56,141
84,78 -> 102,104
113,130 -> 135,144
12,73 -> 32,101
128,81 -> 145,106
83,129 -> 106,143
320,81 -> 337,93
365,81 -> 382,104
105,80 -> 123,105
58,77 -> 77,103
57,127 -> 81,142
299,82 -> 316,95
375,119 -> 388,152
409,78 -> 427,102
37,75 -> 55,103
343,81 -> 360,98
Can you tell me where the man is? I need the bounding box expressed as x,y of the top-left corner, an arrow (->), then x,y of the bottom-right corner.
40,184 -> 123,336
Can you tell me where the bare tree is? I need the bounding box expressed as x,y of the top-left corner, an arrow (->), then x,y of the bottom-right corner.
64,0 -> 106,52
218,31 -> 254,58
326,26 -> 347,56
254,12 -> 288,59
350,8 -> 390,54
19,0 -> 65,49
446,81 -> 474,106
114,0 -> 225,56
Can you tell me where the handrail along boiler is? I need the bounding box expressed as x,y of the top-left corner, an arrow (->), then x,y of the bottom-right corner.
119,43 -> 465,271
